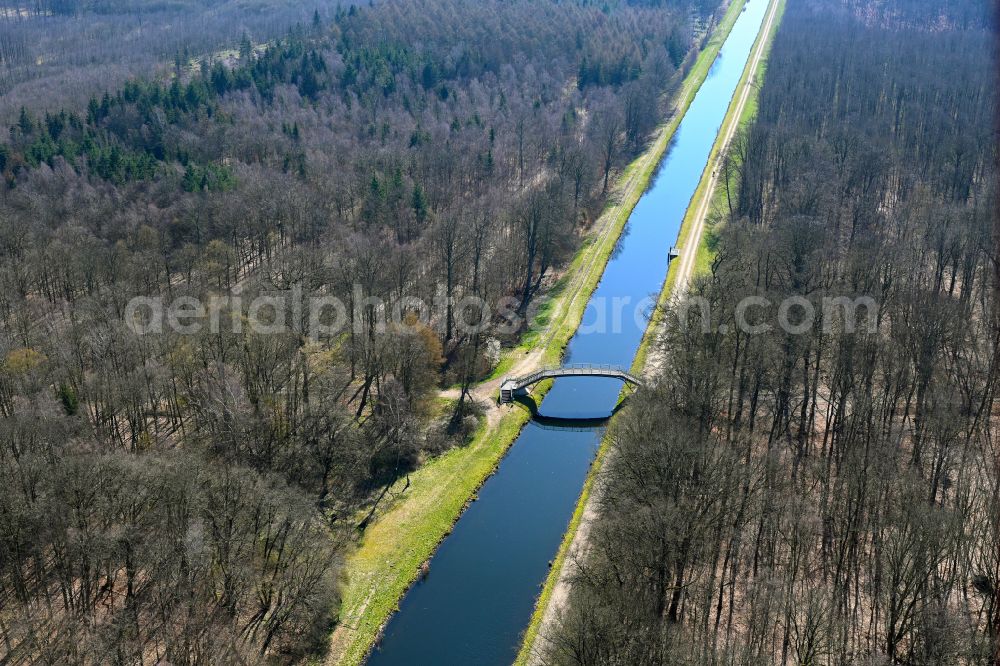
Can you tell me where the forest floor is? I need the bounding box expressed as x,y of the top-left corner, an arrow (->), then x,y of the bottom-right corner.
515,0 -> 786,663
324,3 -> 761,664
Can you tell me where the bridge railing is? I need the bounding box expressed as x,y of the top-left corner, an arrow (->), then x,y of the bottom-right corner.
557,363 -> 628,371
508,364 -> 636,388
500,363 -> 642,402
519,363 -> 627,375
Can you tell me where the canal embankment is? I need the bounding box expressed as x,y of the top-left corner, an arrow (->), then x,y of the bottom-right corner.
363,0 -> 775,662
514,0 -> 786,662
326,2 -> 759,663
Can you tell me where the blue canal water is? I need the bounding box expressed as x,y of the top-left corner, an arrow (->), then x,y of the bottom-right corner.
366,1 -> 770,663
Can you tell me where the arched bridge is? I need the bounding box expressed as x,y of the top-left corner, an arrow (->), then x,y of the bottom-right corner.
499,364 -> 642,403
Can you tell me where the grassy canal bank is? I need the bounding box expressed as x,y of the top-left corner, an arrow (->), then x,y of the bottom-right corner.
325,3 -> 755,664
634,0 -> 786,374
513,0 -> 786,663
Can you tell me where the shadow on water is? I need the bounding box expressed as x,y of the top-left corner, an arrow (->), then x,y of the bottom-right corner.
511,392 -> 630,429
366,2 -> 773,663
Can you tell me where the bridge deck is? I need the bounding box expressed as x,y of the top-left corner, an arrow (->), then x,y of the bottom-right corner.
499,364 -> 642,402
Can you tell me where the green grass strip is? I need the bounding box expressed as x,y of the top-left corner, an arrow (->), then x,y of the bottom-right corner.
515,1 -> 787,664
632,0 -> 786,374
326,3 -> 763,663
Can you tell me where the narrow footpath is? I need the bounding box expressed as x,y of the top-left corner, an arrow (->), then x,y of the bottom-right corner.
519,0 -> 784,661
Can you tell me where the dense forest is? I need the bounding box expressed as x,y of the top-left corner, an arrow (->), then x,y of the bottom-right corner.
0,0 -> 722,661
547,0 -> 998,663
0,0 -> 350,123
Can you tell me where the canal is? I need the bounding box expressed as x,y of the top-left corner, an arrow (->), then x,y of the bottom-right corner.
366,0 -> 771,663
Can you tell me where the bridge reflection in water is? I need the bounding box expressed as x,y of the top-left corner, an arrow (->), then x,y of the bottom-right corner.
365,0 -> 773,661
507,388 -> 631,432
